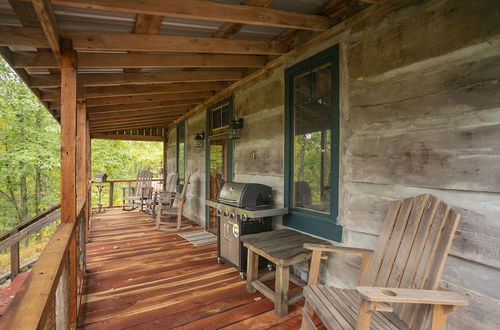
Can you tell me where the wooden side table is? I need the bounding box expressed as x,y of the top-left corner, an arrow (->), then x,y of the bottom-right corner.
241,229 -> 328,316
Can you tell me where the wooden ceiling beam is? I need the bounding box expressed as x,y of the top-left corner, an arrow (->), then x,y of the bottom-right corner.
30,70 -> 243,88
51,0 -> 331,31
88,101 -> 202,114
90,118 -> 177,130
90,133 -> 165,142
91,123 -> 173,133
213,0 -> 272,39
125,14 -> 164,73
89,110 -> 189,122
1,26 -> 286,55
88,106 -> 194,119
31,0 -> 61,60
86,91 -> 212,107
41,82 -> 227,101
13,51 -> 268,69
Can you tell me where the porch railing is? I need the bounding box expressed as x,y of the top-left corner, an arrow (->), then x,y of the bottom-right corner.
91,178 -> 163,209
0,200 -> 87,329
0,204 -> 61,281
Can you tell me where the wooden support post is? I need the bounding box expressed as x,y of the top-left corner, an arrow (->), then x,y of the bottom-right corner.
60,46 -> 78,329
275,265 -> 290,317
86,120 -> 91,241
163,133 -> 168,190
109,182 -> 114,207
10,238 -> 20,279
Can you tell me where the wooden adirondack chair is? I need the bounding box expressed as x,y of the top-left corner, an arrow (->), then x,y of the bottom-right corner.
156,174 -> 192,231
148,172 -> 179,218
122,169 -> 154,212
301,194 -> 468,330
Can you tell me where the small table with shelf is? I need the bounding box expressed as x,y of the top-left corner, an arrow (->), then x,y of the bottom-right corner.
240,229 -> 328,316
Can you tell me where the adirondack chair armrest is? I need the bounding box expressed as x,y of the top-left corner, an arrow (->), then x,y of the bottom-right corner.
304,244 -> 374,285
356,286 -> 469,306
303,243 -> 373,256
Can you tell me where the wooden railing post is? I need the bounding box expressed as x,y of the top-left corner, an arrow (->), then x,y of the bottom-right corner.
10,235 -> 19,279
109,181 -> 114,207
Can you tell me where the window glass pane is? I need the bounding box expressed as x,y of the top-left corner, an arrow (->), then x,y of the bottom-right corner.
294,71 -> 312,105
221,105 -> 229,127
293,63 -> 332,214
312,63 -> 331,99
178,125 -> 185,183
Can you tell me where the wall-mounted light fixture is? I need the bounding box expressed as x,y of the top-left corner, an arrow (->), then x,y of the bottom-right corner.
194,131 -> 205,148
229,118 -> 244,140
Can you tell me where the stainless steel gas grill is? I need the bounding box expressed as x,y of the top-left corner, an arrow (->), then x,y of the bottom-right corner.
205,182 -> 288,280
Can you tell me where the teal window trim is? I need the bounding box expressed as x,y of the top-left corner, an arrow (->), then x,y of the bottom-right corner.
283,44 -> 342,242
204,97 -> 234,229
176,121 -> 186,192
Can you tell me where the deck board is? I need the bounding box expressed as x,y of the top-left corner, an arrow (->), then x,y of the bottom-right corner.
78,209 -> 316,329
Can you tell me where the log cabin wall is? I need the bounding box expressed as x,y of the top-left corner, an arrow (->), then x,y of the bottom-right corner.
166,0 -> 500,328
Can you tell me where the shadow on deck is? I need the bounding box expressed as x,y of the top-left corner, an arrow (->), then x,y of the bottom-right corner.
78,209 -> 308,329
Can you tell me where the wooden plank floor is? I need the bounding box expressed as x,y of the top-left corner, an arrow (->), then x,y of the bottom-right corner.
77,209 -> 314,329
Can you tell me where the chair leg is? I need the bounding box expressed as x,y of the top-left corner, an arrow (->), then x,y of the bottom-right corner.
176,210 -> 182,231
301,301 -> 317,330
155,206 -> 161,230
431,305 -> 454,330
356,299 -> 373,330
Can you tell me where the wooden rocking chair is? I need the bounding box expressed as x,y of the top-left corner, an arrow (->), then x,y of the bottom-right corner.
147,172 -> 178,218
122,169 -> 154,212
301,194 -> 468,330
155,174 -> 192,231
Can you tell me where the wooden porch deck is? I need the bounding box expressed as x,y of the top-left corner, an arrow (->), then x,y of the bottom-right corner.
78,209 -> 312,329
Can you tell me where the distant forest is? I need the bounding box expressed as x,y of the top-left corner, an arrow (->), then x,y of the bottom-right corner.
0,58 -> 163,234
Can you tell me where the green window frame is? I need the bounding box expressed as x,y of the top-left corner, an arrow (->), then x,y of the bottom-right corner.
283,44 -> 342,242
176,121 -> 186,191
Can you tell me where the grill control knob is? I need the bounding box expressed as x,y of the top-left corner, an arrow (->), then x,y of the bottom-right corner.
223,211 -> 229,217
240,214 -> 248,221
216,209 -> 223,215
229,213 -> 235,219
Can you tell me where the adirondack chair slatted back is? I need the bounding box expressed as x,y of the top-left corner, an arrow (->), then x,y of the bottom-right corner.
172,174 -> 190,209
361,194 -> 460,329
135,169 -> 153,195
165,173 -> 178,192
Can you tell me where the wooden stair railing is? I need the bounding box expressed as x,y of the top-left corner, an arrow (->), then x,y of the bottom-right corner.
0,201 -> 87,329
0,204 -> 61,280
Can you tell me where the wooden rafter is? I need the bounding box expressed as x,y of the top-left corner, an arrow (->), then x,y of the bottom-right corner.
40,82 -> 227,101
13,51 -> 268,69
90,133 -> 164,142
51,0 -> 331,31
31,0 -> 61,60
30,70 -> 243,88
125,14 -> 164,73
88,105 -> 196,118
213,0 -> 272,39
0,26 -> 286,55
87,101 -> 201,114
86,91 -> 214,107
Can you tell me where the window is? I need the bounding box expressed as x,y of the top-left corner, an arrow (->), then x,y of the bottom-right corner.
209,101 -> 231,136
177,121 -> 186,188
284,45 -> 342,241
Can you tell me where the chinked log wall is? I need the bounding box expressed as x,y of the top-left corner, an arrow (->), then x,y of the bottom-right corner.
166,0 -> 500,328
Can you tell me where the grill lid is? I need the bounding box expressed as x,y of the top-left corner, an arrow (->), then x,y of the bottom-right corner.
217,182 -> 272,208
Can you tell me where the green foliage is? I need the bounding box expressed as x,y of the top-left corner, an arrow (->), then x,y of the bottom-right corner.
91,140 -> 163,179
0,58 -> 60,232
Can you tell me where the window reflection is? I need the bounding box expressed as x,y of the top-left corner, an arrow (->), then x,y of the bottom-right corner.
292,63 -> 332,214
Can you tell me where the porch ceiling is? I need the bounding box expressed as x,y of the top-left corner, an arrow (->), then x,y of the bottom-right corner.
0,0 -> 372,138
